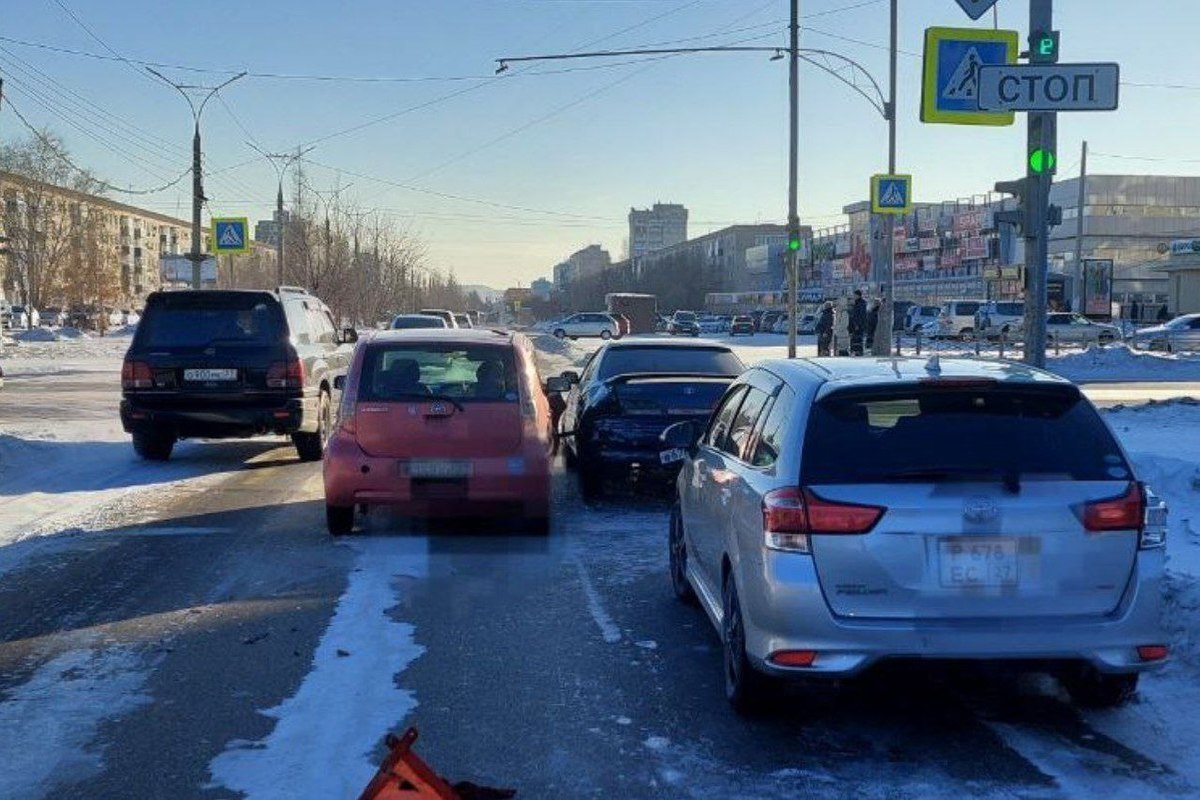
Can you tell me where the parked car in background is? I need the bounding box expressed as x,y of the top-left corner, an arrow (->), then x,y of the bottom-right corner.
759,311 -> 783,334
698,315 -> 725,336
1129,313 -> 1200,352
121,287 -> 356,462
975,301 -> 1025,340
797,313 -> 818,335
668,310 -> 700,337
933,300 -> 984,340
1046,313 -> 1121,345
323,328 -> 552,535
418,309 -> 459,328
905,305 -> 942,334
551,312 -> 620,340
662,357 -> 1168,713
453,313 -> 474,329
555,339 -> 744,500
392,313 -> 449,330
729,315 -> 755,336
40,307 -> 67,327
10,305 -> 39,329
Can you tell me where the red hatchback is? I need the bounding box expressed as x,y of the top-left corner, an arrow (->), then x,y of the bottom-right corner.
323,329 -> 554,534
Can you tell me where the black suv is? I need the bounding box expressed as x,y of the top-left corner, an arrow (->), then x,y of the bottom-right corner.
120,287 -> 356,461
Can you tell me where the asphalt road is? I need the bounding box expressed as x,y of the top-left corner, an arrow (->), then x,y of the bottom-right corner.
0,365 -> 1196,798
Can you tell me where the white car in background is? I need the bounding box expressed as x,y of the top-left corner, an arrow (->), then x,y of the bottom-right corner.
1046,313 -> 1122,345
550,312 -> 620,340
1129,314 -> 1200,352
930,300 -> 984,340
905,305 -> 942,334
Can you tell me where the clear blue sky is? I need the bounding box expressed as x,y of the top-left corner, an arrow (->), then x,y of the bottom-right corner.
3,0 -> 1197,288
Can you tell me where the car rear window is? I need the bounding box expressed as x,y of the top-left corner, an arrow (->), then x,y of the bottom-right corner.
596,346 -> 743,382
674,312 -> 696,321
952,302 -> 980,316
359,344 -> 518,402
801,385 -> 1130,485
997,302 -> 1024,316
392,316 -> 446,329
136,293 -> 283,349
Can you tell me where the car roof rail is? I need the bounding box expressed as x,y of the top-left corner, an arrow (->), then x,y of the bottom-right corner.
277,285 -> 310,295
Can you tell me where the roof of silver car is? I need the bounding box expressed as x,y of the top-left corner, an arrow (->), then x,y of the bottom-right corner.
370,328 -> 513,343
759,356 -> 1072,388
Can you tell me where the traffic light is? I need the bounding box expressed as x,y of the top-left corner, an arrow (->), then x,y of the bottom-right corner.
788,230 -> 802,252
994,178 -> 1032,232
1047,204 -> 1063,228
1028,113 -> 1057,176
1030,30 -> 1060,64
1029,148 -> 1056,174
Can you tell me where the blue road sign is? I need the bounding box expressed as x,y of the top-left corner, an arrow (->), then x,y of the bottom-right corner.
921,27 -> 1018,126
212,217 -> 250,254
871,174 -> 912,215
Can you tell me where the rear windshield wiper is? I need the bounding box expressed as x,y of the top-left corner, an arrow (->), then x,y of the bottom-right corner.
379,392 -> 466,412
880,467 -> 1021,494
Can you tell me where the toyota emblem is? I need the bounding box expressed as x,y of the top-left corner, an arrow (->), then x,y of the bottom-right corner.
963,497 -> 999,524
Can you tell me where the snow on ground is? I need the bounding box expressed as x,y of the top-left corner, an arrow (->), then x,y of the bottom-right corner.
1049,344 -> 1200,384
207,537 -> 427,800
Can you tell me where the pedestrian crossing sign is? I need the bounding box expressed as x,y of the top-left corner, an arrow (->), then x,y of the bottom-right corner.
921,26 -> 1018,126
211,217 -> 250,254
872,174 -> 913,215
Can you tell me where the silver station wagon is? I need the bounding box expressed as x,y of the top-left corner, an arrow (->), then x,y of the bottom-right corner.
662,356 -> 1169,714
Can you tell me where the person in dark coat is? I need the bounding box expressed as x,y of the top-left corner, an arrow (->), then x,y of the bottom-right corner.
815,301 -> 834,357
849,290 -> 867,356
864,299 -> 881,352
1158,304 -> 1170,322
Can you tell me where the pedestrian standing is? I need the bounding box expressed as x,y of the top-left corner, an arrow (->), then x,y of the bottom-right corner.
1130,300 -> 1140,323
849,290 -> 867,356
815,301 -> 834,357
1158,304 -> 1170,323
833,299 -> 851,357
865,298 -> 881,353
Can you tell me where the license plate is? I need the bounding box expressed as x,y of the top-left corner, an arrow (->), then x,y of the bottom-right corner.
183,368 -> 237,382
939,538 -> 1018,588
405,459 -> 472,479
659,448 -> 688,465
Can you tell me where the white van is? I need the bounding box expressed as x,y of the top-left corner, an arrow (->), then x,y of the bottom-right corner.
931,300 -> 985,340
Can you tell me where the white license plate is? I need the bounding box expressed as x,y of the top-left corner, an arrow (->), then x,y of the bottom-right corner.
406,459 -> 472,479
184,368 -> 238,382
939,538 -> 1018,588
659,448 -> 688,465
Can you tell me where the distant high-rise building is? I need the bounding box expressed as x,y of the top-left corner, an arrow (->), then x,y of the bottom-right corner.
254,208 -> 291,247
629,203 -> 688,259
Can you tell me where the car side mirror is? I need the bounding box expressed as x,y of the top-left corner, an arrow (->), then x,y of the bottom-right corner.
333,374 -> 346,391
544,376 -> 571,393
340,327 -> 358,344
660,420 -> 699,454
561,370 -> 580,385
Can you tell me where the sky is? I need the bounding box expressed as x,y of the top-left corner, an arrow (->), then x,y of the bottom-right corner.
2,0 -> 1198,289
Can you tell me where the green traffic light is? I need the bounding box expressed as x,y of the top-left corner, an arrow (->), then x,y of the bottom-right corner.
1029,148 -> 1056,174
788,238 -> 801,252
1038,37 -> 1055,57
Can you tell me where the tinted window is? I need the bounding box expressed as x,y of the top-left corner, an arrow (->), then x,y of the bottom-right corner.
801,386 -> 1130,485
595,346 -> 742,382
137,293 -> 283,349
997,302 -> 1024,316
725,387 -> 770,459
392,315 -> 445,329
953,302 -> 980,316
705,385 -> 747,449
752,386 -> 794,468
673,312 -> 696,322
1048,315 -> 1069,326
359,344 -> 518,402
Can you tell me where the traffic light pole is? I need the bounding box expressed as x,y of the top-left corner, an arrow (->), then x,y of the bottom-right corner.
1022,0 -> 1054,368
786,0 -> 800,360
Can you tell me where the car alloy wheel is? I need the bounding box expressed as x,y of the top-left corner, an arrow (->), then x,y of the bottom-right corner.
600,330 -> 611,340
554,329 -> 566,339
669,503 -> 696,604
722,572 -> 769,713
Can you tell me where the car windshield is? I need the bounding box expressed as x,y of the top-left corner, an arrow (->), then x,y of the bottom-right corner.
595,346 -> 742,381
802,385 -> 1129,485
136,294 -> 282,348
673,312 -> 696,321
392,315 -> 446,329
359,344 -> 518,402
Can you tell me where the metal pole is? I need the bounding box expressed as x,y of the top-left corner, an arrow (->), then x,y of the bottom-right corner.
1072,140 -> 1087,314
1023,0 -> 1054,368
276,179 -> 285,286
787,0 -> 800,359
190,120 -> 203,289
873,0 -> 898,356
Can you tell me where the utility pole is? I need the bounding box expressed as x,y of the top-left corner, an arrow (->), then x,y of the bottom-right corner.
1072,139 -> 1088,314
1022,0 -> 1055,368
786,0 -> 801,359
247,143 -> 312,287
872,0 -> 899,356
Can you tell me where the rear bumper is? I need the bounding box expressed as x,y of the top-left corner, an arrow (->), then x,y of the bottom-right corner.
323,433 -> 550,517
734,548 -> 1168,679
121,392 -> 315,439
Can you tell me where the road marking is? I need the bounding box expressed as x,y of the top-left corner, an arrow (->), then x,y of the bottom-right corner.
207,538 -> 427,799
570,552 -> 621,644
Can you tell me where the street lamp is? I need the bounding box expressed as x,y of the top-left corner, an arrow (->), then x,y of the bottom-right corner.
147,68 -> 247,290
247,143 -> 313,285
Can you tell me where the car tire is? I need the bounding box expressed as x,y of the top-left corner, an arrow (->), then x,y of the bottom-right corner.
326,504 -> 354,536
959,328 -> 974,342
1061,665 -> 1138,708
600,330 -> 612,341
553,329 -> 566,339
1099,333 -> 1115,345
723,571 -> 771,715
669,502 -> 697,605
579,464 -> 604,503
132,430 -> 175,461
293,390 -> 331,462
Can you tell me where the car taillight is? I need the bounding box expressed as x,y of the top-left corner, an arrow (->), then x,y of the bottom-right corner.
763,488 -> 885,553
266,358 -> 304,389
1078,482 -> 1144,533
121,359 -> 153,389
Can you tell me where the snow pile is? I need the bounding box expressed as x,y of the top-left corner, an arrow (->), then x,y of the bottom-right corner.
56,326 -> 92,340
13,327 -> 60,343
106,324 -> 138,338
531,333 -> 594,377
1048,343 -> 1200,383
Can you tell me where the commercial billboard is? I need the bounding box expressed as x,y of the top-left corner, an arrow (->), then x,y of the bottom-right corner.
161,254 -> 217,286
1083,258 -> 1114,316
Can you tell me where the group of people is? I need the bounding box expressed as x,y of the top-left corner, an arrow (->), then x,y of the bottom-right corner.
814,289 -> 882,357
